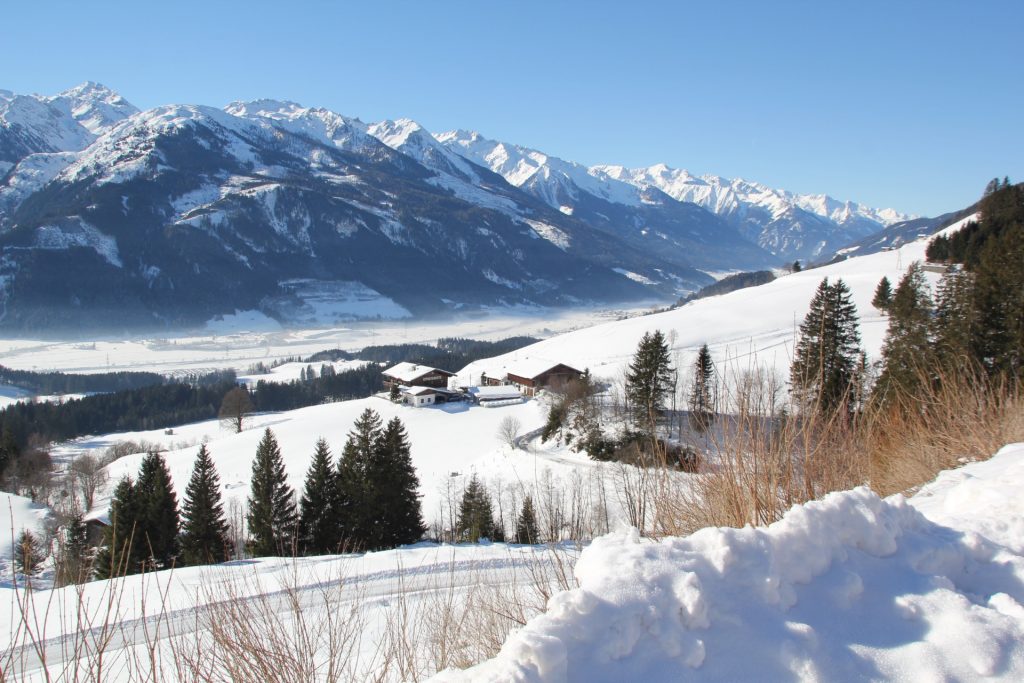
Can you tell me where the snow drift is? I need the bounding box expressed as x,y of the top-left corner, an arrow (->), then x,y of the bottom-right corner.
435,444 -> 1024,681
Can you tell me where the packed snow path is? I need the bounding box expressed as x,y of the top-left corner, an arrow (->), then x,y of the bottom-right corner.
436,444 -> 1024,682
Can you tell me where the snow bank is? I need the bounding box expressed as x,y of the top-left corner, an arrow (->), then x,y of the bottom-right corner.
435,445 -> 1024,681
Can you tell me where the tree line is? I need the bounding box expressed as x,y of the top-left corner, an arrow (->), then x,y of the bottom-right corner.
0,365 -> 166,396
91,408 -> 425,580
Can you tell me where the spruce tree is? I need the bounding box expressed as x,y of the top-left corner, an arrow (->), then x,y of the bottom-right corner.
875,263 -> 934,402
299,438 -> 339,554
932,269 -> 979,371
135,451 -> 180,569
14,530 -> 45,577
514,495 -> 539,545
370,418 -> 425,548
247,428 -> 298,556
56,513 -> 91,586
872,276 -> 893,312
688,344 -> 716,433
335,409 -> 383,548
972,228 -> 1024,376
790,278 -> 863,416
96,476 -> 140,578
625,330 -> 675,433
458,474 -> 497,542
181,444 -> 231,565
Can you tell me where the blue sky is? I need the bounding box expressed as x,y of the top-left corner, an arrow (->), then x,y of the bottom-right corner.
3,0 -> 1021,216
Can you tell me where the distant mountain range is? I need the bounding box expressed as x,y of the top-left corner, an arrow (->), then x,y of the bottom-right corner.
0,83 -> 914,333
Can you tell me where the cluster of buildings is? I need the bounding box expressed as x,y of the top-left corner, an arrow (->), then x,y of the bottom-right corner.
381,359 -> 584,408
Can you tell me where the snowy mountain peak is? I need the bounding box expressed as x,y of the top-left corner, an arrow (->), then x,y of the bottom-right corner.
224,99 -> 308,120
367,117 -> 424,148
44,81 -> 138,137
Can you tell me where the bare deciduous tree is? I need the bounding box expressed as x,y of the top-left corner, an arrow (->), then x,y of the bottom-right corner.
497,415 -> 522,449
69,452 -> 109,511
219,386 -> 254,433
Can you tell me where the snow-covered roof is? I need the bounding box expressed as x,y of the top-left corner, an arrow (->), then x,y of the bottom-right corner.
382,362 -> 453,382
469,385 -> 523,400
403,386 -> 440,396
503,358 -> 580,380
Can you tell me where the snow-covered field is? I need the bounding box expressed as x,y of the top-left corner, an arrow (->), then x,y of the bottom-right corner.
236,359 -> 370,386
0,305 -> 652,378
52,396 -> 613,538
2,541 -> 580,681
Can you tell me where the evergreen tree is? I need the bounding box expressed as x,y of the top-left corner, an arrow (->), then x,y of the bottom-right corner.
972,228 -> 1024,376
872,276 -> 893,312
0,428 -> 18,485
180,444 -> 231,565
56,513 -> 91,586
514,495 -> 539,544
14,530 -> 45,577
688,344 -> 716,433
875,263 -> 934,402
932,269 -> 978,370
135,451 -> 179,569
247,428 -> 298,556
457,474 -> 497,542
299,438 -> 339,554
625,330 -> 675,433
388,383 -> 401,402
370,418 -> 426,549
790,278 -> 864,416
96,476 -> 140,578
335,409 -> 383,548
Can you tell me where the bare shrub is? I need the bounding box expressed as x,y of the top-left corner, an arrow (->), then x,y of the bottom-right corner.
170,566 -> 365,683
866,365 -> 1024,496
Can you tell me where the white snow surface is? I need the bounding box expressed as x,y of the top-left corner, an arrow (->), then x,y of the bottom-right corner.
594,163 -> 912,228
435,130 -> 646,209
436,444 -> 1024,682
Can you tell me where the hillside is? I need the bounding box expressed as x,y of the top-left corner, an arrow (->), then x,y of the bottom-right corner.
459,213 -> 980,390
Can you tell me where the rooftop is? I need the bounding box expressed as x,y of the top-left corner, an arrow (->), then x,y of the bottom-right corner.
382,362 -> 454,382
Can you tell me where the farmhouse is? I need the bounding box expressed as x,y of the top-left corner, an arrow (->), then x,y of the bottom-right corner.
401,386 -> 443,407
382,362 -> 455,390
482,359 -> 584,397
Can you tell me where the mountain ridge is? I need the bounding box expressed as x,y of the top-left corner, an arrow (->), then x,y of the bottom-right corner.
0,83 -> 915,333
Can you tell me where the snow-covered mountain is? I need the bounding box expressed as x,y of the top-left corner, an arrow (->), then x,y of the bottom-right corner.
0,82 -> 916,332
0,85 -> 719,333
594,164 -> 912,261
0,82 -> 136,174
432,128 -> 910,263
430,129 -> 774,272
